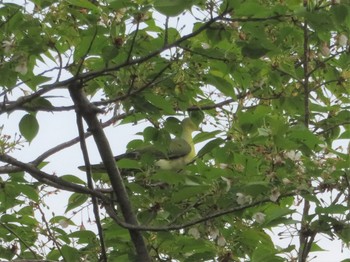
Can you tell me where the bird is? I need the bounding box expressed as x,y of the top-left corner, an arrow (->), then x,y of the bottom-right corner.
79,118 -> 198,172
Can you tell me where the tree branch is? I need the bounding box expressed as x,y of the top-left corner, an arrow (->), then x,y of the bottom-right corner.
76,113 -> 107,262
299,4 -> 312,261
0,154 -> 110,202
68,81 -> 151,261
105,192 -> 297,232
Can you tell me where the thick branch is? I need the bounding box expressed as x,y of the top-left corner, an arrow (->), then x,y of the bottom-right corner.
68,81 -> 151,261
0,154 -> 109,201
299,5 -> 312,261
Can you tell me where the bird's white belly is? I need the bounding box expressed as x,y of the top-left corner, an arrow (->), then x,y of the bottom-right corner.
155,157 -> 189,170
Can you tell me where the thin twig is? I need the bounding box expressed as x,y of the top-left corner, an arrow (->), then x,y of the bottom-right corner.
75,26 -> 99,77
126,21 -> 140,62
36,205 -> 63,257
104,192 -> 297,232
76,113 -> 107,261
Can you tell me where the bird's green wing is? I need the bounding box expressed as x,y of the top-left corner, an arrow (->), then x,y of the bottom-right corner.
79,118 -> 198,172
78,138 -> 191,171
115,138 -> 191,160
163,138 -> 192,159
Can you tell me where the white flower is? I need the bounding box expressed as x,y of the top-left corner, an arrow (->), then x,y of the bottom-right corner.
285,151 -> 301,161
59,219 -> 69,228
2,40 -> 15,54
338,34 -> 348,47
188,227 -> 200,239
273,155 -> 285,165
219,163 -> 228,169
319,143 -> 327,150
209,227 -> 219,240
15,60 -> 28,75
221,176 -> 231,192
217,235 -> 226,246
320,42 -> 330,57
270,188 -> 280,202
115,8 -> 126,22
201,43 -> 210,49
236,193 -> 252,205
252,212 -> 266,224
282,178 -> 291,185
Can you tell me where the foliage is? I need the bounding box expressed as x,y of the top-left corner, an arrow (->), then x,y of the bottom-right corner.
0,0 -> 349,261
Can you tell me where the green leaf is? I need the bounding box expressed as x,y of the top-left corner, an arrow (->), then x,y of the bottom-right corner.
193,130 -> 221,144
241,41 -> 271,59
23,76 -> 52,91
0,245 -> 14,260
331,4 -> 349,25
47,249 -> 61,260
107,0 -> 136,9
235,1 -> 270,17
252,245 -> 284,262
316,205 -> 349,215
19,114 -> 39,142
66,0 -> 99,12
102,45 -> 119,62
61,245 -> 80,261
204,73 -> 235,97
309,242 -> 327,252
288,125 -> 321,150
68,230 -> 96,244
61,175 -> 86,185
154,0 -> 193,16
172,185 -> 210,202
144,93 -> 176,114
197,138 -> 225,157
242,181 -> 270,196
65,193 -> 89,213
339,130 -> 350,139
152,170 -> 185,185
16,184 -> 39,202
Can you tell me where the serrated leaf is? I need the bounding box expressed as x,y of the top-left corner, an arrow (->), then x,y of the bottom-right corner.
19,114 -> 39,142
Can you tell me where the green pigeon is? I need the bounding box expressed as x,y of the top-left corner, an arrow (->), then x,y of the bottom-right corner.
79,118 -> 198,172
